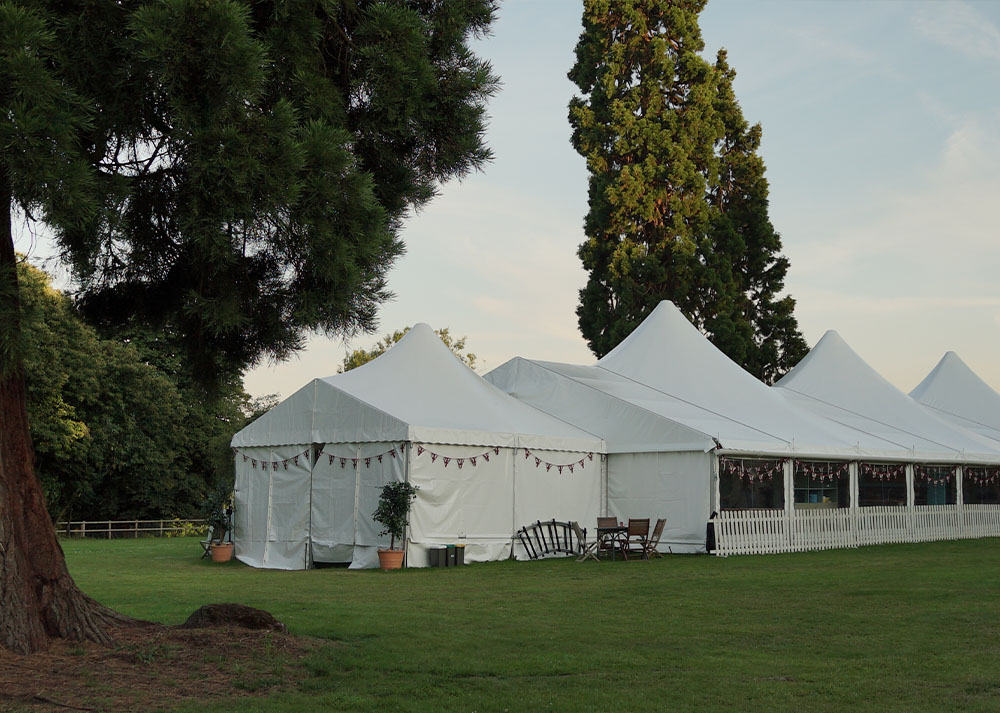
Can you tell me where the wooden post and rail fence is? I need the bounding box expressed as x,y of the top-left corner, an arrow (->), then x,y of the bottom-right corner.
55,519 -> 208,539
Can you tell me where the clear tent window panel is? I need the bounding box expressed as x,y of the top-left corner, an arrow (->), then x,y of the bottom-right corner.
719,457 -> 784,510
913,465 -> 957,506
963,467 -> 1000,504
858,463 -> 907,507
793,461 -> 850,509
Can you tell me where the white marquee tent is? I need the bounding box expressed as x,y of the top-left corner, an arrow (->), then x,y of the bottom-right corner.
910,352 -> 1000,446
231,324 -> 604,569
486,301 -> 908,552
774,333 -> 1000,464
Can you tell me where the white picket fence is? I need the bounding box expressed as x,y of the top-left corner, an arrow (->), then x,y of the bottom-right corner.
712,505 -> 1000,556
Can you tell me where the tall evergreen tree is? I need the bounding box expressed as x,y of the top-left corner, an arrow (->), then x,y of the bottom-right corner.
1,0 -> 498,653
568,0 -> 806,382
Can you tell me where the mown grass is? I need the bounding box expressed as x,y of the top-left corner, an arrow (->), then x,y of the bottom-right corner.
64,537 -> 1000,712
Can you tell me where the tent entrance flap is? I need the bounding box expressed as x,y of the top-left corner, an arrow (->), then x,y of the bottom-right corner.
310,441 -> 404,567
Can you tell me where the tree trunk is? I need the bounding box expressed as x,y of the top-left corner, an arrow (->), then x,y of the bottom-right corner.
1,186 -> 129,654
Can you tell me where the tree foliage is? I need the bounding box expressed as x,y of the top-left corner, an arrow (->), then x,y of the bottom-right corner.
0,0 -> 498,652
569,0 -> 807,382
61,0 -> 500,384
340,326 -> 477,373
19,259 -> 252,522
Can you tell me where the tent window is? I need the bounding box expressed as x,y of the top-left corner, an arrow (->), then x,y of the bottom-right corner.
793,461 -> 849,509
719,457 -> 784,510
963,467 -> 1000,505
858,463 -> 906,507
913,465 -> 957,506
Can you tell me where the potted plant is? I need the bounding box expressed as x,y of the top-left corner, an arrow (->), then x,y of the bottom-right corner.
372,481 -> 418,570
203,486 -> 234,563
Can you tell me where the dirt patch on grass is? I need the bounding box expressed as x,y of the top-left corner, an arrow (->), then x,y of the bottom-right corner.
0,623 -> 319,712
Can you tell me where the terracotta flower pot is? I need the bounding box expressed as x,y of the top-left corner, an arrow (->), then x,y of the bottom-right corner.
210,542 -> 234,563
377,548 -> 404,570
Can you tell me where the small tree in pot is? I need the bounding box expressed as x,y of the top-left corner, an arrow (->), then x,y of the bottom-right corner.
372,481 -> 418,570
203,486 -> 234,562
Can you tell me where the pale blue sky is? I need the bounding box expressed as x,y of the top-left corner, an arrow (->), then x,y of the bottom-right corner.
245,0 -> 1000,399
19,1 -> 998,399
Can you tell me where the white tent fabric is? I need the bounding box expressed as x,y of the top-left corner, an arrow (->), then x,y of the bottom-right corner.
910,352 -> 1000,445
593,301 -> 907,458
774,332 -> 1000,463
232,323 -> 605,569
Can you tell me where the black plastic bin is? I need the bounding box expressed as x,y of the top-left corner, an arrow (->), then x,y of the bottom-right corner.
446,544 -> 457,566
455,544 -> 465,566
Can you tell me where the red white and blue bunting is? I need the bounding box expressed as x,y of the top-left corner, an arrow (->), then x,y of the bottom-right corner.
966,466 -> 1000,485
860,462 -> 906,481
720,457 -> 783,482
413,445 -> 596,473
794,460 -> 849,482
233,447 -> 311,471
322,444 -> 405,469
415,444 -> 501,469
523,448 -> 595,474
914,464 -> 955,483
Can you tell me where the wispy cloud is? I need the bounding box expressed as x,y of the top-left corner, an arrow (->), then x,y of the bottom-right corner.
913,1 -> 1000,60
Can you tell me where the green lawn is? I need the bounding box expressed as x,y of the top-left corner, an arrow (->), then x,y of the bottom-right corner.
64,537 -> 1000,713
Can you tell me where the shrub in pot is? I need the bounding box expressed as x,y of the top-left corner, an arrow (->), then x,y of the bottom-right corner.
372,481 -> 418,570
202,485 -> 234,562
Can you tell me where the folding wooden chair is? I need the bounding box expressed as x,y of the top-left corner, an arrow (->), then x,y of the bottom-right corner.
622,518 -> 650,560
644,518 -> 667,559
199,526 -> 215,559
571,521 -> 599,562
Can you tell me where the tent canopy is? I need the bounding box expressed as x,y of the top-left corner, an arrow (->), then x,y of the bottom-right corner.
910,351 -> 1000,444
592,301 -> 904,457
775,331 -> 1000,463
487,301 -> 910,459
232,322 -> 603,452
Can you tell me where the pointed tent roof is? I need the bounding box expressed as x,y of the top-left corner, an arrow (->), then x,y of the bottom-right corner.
233,323 -> 603,452
593,301 -> 897,456
774,331 -> 1000,462
910,352 -> 1000,444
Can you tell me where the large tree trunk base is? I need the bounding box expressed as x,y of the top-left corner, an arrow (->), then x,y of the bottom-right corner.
1,369 -> 134,654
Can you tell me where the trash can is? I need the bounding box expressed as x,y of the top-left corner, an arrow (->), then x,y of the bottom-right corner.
455,544 -> 465,566
446,544 -> 457,566
428,547 -> 442,567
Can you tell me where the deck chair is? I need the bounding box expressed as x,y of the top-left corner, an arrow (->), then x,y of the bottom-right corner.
572,521 -> 599,562
644,518 -> 667,559
622,518 -> 650,560
199,526 -> 215,559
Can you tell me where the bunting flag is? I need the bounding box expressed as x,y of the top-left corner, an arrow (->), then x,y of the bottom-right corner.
719,457 -> 783,482
966,466 -> 1000,485
411,445 -> 596,474
235,447 -> 313,471
860,462 -> 906,481
794,460 -> 850,482
914,464 -> 955,483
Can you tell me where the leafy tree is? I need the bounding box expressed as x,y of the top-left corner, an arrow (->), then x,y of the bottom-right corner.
20,258 -> 263,523
340,326 -> 477,373
568,0 -> 806,382
1,0 -> 498,653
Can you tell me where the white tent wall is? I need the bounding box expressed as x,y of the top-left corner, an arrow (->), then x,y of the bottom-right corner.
310,442 -> 404,569
406,443 -> 515,566
233,444 -> 312,570
607,451 -> 712,554
510,447 -> 602,560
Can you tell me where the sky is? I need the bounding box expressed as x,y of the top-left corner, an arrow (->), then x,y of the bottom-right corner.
20,0 -> 1000,401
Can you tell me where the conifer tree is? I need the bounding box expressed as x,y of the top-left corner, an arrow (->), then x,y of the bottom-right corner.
569,0 -> 806,381
1,0 -> 497,653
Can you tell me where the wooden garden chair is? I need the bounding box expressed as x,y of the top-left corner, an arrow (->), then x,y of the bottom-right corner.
643,518 -> 667,559
596,516 -> 622,557
622,518 -> 650,560
571,521 -> 599,562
